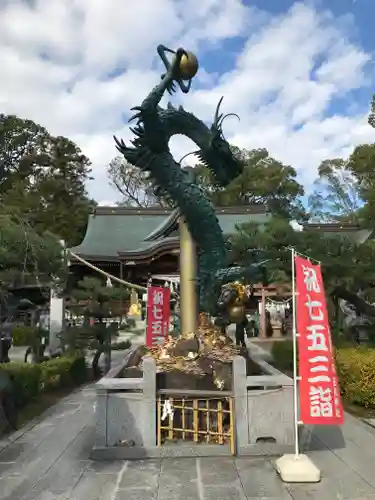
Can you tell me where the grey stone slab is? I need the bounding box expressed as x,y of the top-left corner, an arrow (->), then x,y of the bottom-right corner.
119,459 -> 160,489
155,483 -> 200,500
0,456 -> 47,500
158,458 -> 197,486
0,439 -> 11,452
0,475 -> 31,500
0,410 -> 92,498
28,494 -> 69,500
63,425 -> 95,461
68,471 -> 119,500
0,442 -> 30,462
236,458 -> 292,499
0,461 -> 21,477
283,441 -> 375,500
115,487 -> 157,500
85,459 -> 127,474
306,418 -> 375,490
198,456 -> 239,485
15,421 -> 57,446
26,456 -> 88,499
203,484 -> 247,500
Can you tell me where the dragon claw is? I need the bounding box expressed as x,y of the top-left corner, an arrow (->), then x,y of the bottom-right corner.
128,113 -> 141,123
130,126 -> 144,137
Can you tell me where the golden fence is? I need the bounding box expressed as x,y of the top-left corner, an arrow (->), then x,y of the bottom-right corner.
156,389 -> 235,455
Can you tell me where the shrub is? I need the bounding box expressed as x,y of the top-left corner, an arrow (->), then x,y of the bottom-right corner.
0,353 -> 87,409
0,363 -> 41,408
12,326 -> 39,347
335,347 -> 375,408
40,354 -> 87,391
272,341 -> 375,409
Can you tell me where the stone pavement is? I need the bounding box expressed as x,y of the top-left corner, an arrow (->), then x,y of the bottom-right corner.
1,385 -> 375,500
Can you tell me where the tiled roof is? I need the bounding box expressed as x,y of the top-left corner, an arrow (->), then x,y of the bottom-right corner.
69,205 -> 270,260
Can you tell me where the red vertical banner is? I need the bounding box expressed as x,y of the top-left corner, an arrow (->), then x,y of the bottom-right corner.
146,286 -> 170,348
295,255 -> 344,425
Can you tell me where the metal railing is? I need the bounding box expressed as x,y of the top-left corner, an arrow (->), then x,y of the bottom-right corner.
156,389 -> 235,454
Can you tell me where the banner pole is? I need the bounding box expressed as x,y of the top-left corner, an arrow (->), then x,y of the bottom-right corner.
291,247 -> 300,457
145,277 -> 152,345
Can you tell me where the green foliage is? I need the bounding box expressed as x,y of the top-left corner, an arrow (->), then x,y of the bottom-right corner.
108,147 -> 306,219
271,341 -> 375,409
336,348 -> 375,408
195,147 -> 306,220
346,143 -> 375,227
11,326 -> 42,347
369,94 -> 375,128
229,216 -> 375,298
308,159 -> 362,223
70,276 -> 130,320
0,114 -> 95,246
107,156 -> 170,207
60,323 -> 119,352
40,355 -> 87,391
0,354 -> 87,408
1,363 -> 42,408
0,213 -> 65,287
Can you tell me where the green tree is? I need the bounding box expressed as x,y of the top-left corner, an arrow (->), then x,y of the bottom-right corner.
229,216 -> 375,306
107,156 -> 170,207
369,94 -> 375,128
0,213 -> 64,286
0,114 -> 50,193
64,277 -> 130,375
195,147 -> 306,220
308,159 -> 362,222
108,147 -> 305,219
346,143 -> 375,227
0,211 -> 65,331
0,115 -> 95,245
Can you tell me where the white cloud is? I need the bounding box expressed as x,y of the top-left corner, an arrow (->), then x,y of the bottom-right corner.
0,0 -> 373,203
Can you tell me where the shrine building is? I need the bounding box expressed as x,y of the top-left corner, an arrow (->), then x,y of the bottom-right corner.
69,205 -> 371,339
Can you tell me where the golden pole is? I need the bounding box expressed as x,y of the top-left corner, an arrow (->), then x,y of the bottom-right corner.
179,216 -> 198,336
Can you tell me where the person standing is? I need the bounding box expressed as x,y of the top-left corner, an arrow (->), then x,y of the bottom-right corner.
0,320 -> 12,363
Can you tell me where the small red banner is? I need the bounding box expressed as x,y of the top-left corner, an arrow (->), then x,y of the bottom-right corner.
145,286 -> 170,348
295,255 -> 344,425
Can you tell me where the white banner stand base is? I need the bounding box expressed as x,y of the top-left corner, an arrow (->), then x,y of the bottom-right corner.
275,454 -> 321,483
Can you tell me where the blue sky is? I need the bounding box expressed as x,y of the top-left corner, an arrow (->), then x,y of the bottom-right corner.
0,0 -> 374,204
201,0 -> 374,115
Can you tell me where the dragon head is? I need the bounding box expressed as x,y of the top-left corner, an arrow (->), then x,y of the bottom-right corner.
196,97 -> 243,186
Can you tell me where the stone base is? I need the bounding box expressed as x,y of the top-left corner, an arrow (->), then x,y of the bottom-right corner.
275,454 -> 321,483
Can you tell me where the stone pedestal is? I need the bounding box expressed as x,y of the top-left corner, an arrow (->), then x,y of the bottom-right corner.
275,454 -> 321,483
92,352 -> 295,459
49,290 -> 64,354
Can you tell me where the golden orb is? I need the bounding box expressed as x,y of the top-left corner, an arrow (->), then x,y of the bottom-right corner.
228,305 -> 246,324
178,51 -> 199,80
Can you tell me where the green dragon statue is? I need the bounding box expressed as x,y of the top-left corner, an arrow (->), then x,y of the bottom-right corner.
114,45 -> 269,313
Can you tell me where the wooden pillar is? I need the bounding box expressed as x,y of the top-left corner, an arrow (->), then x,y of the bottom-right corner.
260,287 -> 267,339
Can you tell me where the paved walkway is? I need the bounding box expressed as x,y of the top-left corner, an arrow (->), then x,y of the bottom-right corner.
3,336 -> 375,499
1,382 -> 375,499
